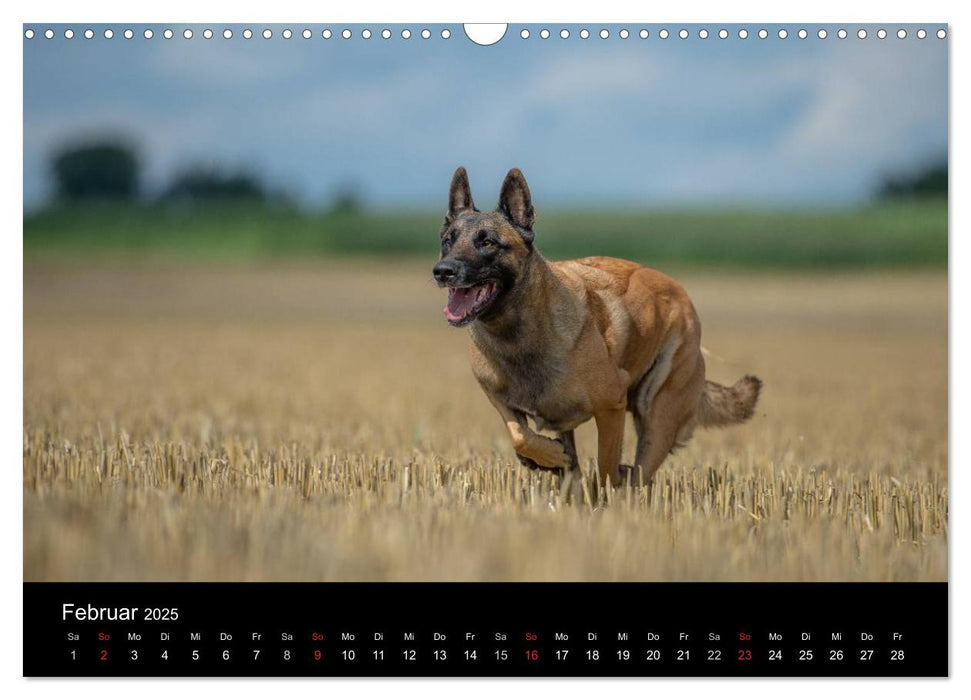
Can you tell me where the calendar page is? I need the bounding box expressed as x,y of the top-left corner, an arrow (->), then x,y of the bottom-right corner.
22,20 -> 948,677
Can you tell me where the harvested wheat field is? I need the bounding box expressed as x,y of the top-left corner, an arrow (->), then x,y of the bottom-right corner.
23,260 -> 947,581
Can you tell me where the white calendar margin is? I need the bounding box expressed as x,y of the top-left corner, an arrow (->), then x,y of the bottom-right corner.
2,0 -> 964,697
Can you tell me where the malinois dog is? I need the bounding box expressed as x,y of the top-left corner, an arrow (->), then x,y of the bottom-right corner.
433,167 -> 761,488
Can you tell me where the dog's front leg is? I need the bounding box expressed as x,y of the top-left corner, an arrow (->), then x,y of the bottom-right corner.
506,413 -> 570,468
594,407 -> 626,487
485,393 -> 569,469
555,430 -> 584,501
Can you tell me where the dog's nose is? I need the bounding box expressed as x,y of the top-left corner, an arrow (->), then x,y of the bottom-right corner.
433,260 -> 460,284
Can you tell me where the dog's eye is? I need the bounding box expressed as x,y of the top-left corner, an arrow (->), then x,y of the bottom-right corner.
476,231 -> 494,247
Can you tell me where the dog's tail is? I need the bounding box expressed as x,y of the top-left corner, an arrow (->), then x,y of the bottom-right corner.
697,375 -> 762,428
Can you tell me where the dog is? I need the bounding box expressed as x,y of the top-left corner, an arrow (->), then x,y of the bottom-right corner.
433,166 -> 761,488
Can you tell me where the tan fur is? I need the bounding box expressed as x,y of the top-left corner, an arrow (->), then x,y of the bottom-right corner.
437,168 -> 762,487
698,375 -> 763,427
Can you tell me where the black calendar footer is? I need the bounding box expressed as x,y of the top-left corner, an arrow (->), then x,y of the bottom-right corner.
24,582 -> 947,677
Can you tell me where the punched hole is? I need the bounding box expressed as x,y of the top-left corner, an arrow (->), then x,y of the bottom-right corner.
466,22 -> 508,46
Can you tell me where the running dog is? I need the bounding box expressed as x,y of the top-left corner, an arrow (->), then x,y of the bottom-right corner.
433,167 -> 761,487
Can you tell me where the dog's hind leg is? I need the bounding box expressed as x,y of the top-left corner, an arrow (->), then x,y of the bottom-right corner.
631,355 -> 705,483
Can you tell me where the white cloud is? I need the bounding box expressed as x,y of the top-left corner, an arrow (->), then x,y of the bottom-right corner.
778,45 -> 946,169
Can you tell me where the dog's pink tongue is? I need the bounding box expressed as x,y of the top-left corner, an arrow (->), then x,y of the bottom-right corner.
445,287 -> 476,322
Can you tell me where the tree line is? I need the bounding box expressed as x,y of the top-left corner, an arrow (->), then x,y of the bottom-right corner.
48,137 -> 360,212
49,137 -> 945,206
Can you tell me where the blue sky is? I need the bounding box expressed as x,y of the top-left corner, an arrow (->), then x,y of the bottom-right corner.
23,24 -> 947,210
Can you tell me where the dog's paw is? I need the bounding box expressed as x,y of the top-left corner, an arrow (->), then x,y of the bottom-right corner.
517,454 -> 540,470
516,436 -> 570,471
517,454 -> 560,473
536,436 -> 571,469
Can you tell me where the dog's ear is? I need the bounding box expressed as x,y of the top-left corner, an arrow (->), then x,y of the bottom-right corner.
445,166 -> 476,222
496,168 -> 535,243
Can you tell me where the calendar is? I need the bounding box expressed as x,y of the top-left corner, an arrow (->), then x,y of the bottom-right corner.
22,21 -> 949,681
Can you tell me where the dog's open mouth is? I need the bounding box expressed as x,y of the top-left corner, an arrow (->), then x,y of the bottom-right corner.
444,280 -> 499,326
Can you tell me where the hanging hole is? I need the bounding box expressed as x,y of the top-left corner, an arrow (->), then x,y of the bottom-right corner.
463,23 -> 507,46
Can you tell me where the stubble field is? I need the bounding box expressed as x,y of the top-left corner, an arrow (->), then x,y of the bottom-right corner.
23,259 -> 947,581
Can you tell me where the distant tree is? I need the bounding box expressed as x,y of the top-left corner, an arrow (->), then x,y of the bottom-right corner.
162,168 -> 266,203
878,158 -> 947,200
51,140 -> 140,201
330,183 -> 363,215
